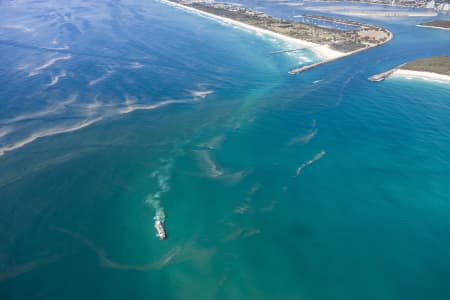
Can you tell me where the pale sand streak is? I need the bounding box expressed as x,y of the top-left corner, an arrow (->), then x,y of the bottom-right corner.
159,0 -> 344,61
0,98 -> 203,157
0,117 -> 103,157
0,256 -> 60,281
55,228 -> 180,271
296,150 -> 326,176
49,71 -> 67,86
28,55 -> 72,77
391,69 -> 450,84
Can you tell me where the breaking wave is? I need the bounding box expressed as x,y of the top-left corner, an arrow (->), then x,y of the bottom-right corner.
296,150 -> 326,176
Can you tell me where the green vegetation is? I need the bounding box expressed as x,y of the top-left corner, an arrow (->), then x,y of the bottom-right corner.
419,20 -> 450,29
401,56 -> 450,75
171,1 -> 391,53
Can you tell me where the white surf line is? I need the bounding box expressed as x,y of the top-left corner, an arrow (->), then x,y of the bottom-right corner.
159,0 -> 344,61
49,71 -> 67,86
391,69 -> 450,84
296,150 -> 326,176
28,55 -> 72,77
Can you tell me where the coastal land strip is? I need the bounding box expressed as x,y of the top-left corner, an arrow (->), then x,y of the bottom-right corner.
299,6 -> 437,17
368,56 -> 450,83
161,0 -> 393,75
417,20 -> 450,31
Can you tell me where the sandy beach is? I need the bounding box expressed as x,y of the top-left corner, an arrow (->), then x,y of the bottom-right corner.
159,0 -> 344,61
416,24 -> 450,31
391,69 -> 450,84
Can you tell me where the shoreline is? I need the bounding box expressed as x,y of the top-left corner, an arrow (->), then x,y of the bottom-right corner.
342,11 -> 437,17
159,0 -> 344,61
416,24 -> 450,31
391,69 -> 450,84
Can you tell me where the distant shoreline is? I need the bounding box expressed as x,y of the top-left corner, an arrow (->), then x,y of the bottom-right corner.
417,20 -> 450,31
161,0 -> 393,75
343,11 -> 437,17
391,69 -> 450,83
416,24 -> 450,31
369,56 -> 450,84
159,0 -> 344,61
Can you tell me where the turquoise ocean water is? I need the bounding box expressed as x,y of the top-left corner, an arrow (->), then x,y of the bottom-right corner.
1,0 -> 450,299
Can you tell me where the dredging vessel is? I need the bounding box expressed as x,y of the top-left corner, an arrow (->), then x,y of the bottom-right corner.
154,220 -> 166,240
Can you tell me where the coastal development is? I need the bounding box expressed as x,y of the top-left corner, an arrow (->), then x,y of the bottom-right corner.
369,56 -> 450,82
417,20 -> 450,30
163,0 -> 392,74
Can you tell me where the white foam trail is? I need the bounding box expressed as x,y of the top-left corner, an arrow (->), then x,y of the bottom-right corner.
146,159 -> 174,224
289,128 -> 318,145
190,90 -> 214,99
49,71 -> 67,86
3,24 -> 34,33
0,127 -> 12,139
0,97 -> 198,157
0,117 -> 102,157
296,150 -> 326,176
17,64 -> 30,70
28,55 -> 72,77
3,94 -> 77,124
130,62 -> 144,69
124,95 -> 137,105
88,70 -> 114,86
46,46 -> 70,51
118,99 -> 188,114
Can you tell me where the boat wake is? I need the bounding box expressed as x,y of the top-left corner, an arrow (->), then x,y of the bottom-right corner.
146,159 -> 174,239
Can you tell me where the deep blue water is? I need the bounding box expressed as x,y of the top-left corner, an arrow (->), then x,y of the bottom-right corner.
0,0 -> 450,299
